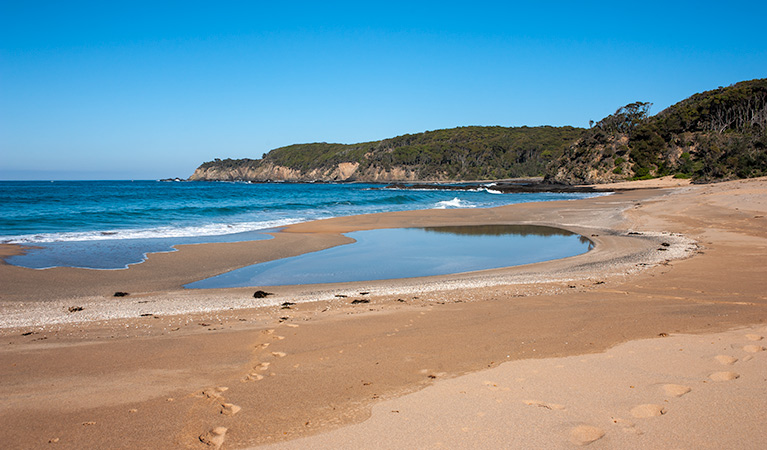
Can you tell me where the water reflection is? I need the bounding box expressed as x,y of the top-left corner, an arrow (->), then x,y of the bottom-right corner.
423,225 -> 593,250
186,224 -> 593,289
423,224 -> 576,237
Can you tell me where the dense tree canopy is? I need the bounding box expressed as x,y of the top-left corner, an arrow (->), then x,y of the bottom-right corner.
547,78 -> 767,184
199,126 -> 586,181
196,79 -> 767,184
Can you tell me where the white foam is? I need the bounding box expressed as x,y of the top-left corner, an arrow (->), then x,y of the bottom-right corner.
433,198 -> 477,209
1,218 -> 305,244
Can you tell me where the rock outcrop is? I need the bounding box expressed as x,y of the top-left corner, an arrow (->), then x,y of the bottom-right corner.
189,161 -> 427,182
188,126 -> 584,183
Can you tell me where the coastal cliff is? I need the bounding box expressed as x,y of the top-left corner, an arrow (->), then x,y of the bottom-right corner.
189,78 -> 767,184
189,160 -> 422,183
189,126 -> 585,182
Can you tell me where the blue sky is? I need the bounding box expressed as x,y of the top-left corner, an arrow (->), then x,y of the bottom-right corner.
2,1 -> 766,180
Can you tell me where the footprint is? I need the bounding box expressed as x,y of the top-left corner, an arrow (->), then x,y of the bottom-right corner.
255,362 -> 271,371
242,373 -> 264,382
262,329 -> 275,335
523,400 -> 565,410
271,351 -> 287,358
569,425 -> 605,445
202,387 -> 229,399
745,334 -> 763,341
612,418 -> 643,435
273,335 -> 286,340
630,404 -> 666,418
709,371 -> 739,381
220,403 -> 241,416
662,384 -> 691,397
743,345 -> 765,353
715,355 -> 738,365
199,426 -> 227,449
256,343 -> 270,349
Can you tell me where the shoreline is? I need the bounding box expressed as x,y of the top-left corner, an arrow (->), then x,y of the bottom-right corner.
0,187 -> 693,328
1,176 -> 766,448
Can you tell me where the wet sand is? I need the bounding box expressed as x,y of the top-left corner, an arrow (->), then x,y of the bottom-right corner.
1,176 -> 766,448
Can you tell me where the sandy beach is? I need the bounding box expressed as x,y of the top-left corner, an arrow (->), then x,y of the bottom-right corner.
1,176 -> 766,449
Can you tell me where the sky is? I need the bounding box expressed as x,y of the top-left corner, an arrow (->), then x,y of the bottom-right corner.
1,1 -> 766,180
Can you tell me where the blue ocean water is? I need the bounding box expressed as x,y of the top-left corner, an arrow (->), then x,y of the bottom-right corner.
0,180 -> 600,269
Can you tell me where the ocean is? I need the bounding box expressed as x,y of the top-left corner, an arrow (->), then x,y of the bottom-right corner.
0,180 -> 600,270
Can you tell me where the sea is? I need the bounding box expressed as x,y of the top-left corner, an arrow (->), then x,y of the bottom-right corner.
0,180 -> 601,270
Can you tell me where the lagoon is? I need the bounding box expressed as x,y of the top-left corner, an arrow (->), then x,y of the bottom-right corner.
185,225 -> 592,289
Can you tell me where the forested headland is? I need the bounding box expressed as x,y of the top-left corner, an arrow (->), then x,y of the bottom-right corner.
190,126 -> 584,182
547,78 -> 767,184
190,78 -> 767,184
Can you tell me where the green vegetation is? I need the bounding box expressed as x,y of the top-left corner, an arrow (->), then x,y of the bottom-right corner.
197,126 -> 585,181
195,78 -> 767,184
199,157 -> 260,171
547,78 -> 767,184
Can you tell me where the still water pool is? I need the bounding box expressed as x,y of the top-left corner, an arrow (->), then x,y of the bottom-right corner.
185,225 -> 592,289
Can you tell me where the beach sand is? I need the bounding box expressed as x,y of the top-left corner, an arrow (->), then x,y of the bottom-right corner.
1,176 -> 766,449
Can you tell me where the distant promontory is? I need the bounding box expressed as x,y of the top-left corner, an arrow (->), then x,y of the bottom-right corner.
190,78 -> 766,184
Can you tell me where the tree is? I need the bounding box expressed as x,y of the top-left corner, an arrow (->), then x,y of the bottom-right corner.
616,102 -> 652,136
596,101 -> 652,138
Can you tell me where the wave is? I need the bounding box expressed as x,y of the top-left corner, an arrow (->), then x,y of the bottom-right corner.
0,218 -> 306,244
381,185 -> 504,195
433,198 -> 477,209
449,187 -> 505,195
382,186 -> 471,193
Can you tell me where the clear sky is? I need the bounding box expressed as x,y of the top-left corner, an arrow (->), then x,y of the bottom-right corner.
1,1 -> 766,180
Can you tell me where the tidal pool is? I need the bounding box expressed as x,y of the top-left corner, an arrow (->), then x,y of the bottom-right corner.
185,225 -> 592,289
